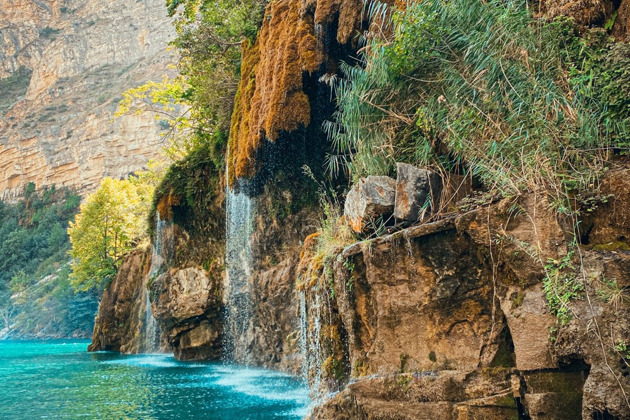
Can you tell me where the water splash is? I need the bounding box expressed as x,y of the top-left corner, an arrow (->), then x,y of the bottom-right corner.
141,290 -> 160,353
299,288 -> 325,396
140,211 -> 169,353
224,185 -> 256,363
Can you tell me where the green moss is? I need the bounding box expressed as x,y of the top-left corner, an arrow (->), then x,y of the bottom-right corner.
587,241 -> 630,252
494,395 -> 518,408
512,291 -> 525,309
399,353 -> 410,373
395,374 -> 412,389
428,351 -> 437,362
354,358 -> 370,376
150,140 -> 222,240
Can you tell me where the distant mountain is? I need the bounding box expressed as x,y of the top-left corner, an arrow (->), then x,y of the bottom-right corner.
0,0 -> 176,200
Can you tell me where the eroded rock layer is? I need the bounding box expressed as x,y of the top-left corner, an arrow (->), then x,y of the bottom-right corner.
0,0 -> 176,200
301,188 -> 630,419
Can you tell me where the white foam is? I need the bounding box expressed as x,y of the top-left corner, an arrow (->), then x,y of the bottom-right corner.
102,355 -> 178,368
212,368 -> 310,403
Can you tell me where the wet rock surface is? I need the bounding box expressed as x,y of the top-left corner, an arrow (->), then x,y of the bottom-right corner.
151,266 -> 223,361
88,248 -> 152,354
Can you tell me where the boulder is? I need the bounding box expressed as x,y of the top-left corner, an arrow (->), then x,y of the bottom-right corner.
150,266 -> 223,360
394,163 -> 442,223
344,176 -> 396,233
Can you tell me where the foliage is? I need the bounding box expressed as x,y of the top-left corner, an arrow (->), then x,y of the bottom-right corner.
38,27 -> 61,39
302,166 -> 356,258
0,187 -> 97,337
115,76 -> 194,160
116,0 -> 265,174
169,0 -> 265,168
553,24 -> 630,144
0,67 -> 33,114
596,277 -> 629,311
542,251 -> 583,324
68,177 -> 155,292
326,0 -> 627,198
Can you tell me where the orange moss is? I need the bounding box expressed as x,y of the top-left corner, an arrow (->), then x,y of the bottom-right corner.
228,39 -> 261,186
156,190 -> 181,221
300,231 -> 322,260
296,231 -> 323,290
323,324 -> 340,341
227,0 -> 364,185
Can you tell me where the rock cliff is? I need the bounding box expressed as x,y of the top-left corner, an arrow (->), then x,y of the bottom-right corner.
302,188 -> 630,419
90,145 -> 226,360
87,0 -> 630,418
0,0 -> 176,200
89,247 -> 154,353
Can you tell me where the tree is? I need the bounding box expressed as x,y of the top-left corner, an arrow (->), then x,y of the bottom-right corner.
68,177 -> 153,291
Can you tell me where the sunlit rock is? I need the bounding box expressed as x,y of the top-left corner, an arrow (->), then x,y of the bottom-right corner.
394,162 -> 442,224
344,176 -> 396,233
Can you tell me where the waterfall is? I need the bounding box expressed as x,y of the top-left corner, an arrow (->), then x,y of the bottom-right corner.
299,288 -> 326,397
140,211 -> 167,354
141,287 -> 160,353
299,291 -> 309,379
224,183 -> 256,363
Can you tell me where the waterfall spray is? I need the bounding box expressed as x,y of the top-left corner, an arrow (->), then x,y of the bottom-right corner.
140,211 -> 168,353
224,154 -> 256,363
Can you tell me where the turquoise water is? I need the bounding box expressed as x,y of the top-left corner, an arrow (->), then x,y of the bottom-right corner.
0,340 -> 310,419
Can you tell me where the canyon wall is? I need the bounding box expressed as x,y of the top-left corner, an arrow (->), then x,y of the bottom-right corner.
0,0 -> 176,200
88,0 -> 630,418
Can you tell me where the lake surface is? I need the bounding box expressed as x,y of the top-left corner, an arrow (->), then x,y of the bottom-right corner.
0,340 -> 310,419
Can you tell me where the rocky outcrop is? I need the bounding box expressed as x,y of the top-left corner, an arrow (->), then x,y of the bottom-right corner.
89,145 -> 226,360
0,0 -> 176,200
302,190 -> 630,419
88,248 -> 154,353
394,163 -> 441,224
344,176 -> 396,233
151,264 -> 223,361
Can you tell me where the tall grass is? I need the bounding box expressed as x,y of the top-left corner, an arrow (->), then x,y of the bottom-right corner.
325,0 -> 628,201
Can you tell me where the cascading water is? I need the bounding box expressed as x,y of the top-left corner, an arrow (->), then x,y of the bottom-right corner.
141,287 -> 160,353
299,288 -> 325,395
140,211 -> 168,353
299,291 -> 309,379
224,180 -> 256,364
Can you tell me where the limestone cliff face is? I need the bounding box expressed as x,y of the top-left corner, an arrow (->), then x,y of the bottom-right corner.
0,0 -> 176,200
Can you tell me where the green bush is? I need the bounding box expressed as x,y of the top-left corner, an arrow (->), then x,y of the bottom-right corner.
0,67 -> 33,114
